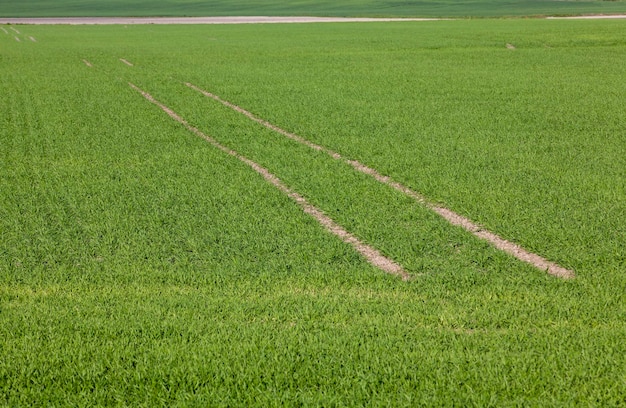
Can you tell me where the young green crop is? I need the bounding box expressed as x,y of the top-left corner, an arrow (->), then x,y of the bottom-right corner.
95,19 -> 625,281
1,20 -> 626,405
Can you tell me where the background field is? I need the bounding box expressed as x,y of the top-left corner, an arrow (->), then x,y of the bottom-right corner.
2,19 -> 626,405
1,0 -> 626,18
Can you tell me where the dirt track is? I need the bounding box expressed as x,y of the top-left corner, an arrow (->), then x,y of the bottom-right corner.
0,16 -> 443,25
1,15 -> 625,25
129,82 -> 410,280
186,82 -> 576,279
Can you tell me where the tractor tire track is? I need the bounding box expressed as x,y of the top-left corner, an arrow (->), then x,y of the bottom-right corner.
186,82 -> 575,279
129,83 -> 409,280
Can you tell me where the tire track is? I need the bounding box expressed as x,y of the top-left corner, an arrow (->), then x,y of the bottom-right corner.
186,82 -> 575,279
129,83 -> 410,280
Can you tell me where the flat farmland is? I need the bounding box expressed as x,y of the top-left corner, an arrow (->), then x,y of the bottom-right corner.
1,19 -> 626,405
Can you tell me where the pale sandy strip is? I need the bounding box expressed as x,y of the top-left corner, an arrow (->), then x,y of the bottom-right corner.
547,14 -> 626,19
0,27 -> 7,34
0,17 -> 445,25
15,36 -> 20,42
1,15 -> 625,25
128,83 -> 409,280
82,59 -> 93,67
186,82 -> 575,279
29,36 -> 37,42
10,27 -> 20,34
120,58 -> 133,66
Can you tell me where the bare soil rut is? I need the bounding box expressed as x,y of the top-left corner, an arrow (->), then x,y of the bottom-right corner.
129,83 -> 410,280
186,82 -> 575,279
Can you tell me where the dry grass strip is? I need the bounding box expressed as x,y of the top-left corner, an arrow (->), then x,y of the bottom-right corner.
82,59 -> 93,67
129,83 -> 410,280
186,82 -> 575,279
120,58 -> 133,66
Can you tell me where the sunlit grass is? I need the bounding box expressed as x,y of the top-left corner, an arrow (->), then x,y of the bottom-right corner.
1,20 -> 625,405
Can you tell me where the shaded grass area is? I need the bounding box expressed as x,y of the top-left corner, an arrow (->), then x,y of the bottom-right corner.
1,0 -> 626,18
1,21 -> 626,405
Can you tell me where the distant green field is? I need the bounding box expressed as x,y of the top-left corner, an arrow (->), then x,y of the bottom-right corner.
1,0 -> 626,17
2,19 -> 626,405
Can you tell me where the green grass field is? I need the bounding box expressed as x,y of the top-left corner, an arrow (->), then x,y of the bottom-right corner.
1,19 -> 626,405
1,0 -> 626,18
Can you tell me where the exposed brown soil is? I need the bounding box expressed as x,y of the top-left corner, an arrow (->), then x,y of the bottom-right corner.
186,82 -> 575,279
129,83 -> 410,280
186,83 -> 340,157
431,207 -> 574,278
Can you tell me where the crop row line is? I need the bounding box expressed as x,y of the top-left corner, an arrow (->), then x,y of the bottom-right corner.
109,56 -> 574,279
13,36 -> 38,42
185,83 -> 575,279
3,26 -> 37,42
128,82 -> 411,280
